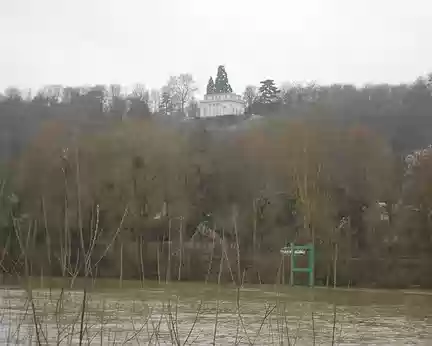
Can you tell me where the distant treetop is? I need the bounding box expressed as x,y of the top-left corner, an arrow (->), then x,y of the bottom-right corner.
214,65 -> 233,93
206,77 -> 216,95
258,79 -> 280,103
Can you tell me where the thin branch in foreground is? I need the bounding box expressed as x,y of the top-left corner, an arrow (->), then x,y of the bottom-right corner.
183,299 -> 203,345
235,287 -> 252,345
93,205 -> 129,268
252,304 -> 276,345
78,288 -> 87,346
312,311 -> 316,346
212,298 -> 220,346
331,302 -> 337,346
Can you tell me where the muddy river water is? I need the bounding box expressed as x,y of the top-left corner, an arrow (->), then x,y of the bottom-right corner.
0,280 -> 431,345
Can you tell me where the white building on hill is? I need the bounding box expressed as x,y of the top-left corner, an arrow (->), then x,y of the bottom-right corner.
199,93 -> 245,118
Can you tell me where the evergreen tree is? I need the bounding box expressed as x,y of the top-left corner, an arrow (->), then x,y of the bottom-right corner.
206,77 -> 216,94
258,79 -> 280,103
214,65 -> 233,93
160,91 -> 173,115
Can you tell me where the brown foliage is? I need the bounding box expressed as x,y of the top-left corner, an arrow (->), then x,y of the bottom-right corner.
2,115 -> 432,287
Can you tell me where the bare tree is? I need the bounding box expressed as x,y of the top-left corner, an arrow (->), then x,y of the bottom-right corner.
243,85 -> 257,113
4,87 -> 22,101
130,83 -> 148,101
23,89 -> 32,102
186,97 -> 199,118
427,73 -> 432,93
150,89 -> 160,113
167,74 -> 197,116
33,88 -> 47,103
109,84 -> 122,98
42,85 -> 64,103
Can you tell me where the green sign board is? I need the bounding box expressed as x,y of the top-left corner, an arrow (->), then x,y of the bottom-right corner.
280,243 -> 314,287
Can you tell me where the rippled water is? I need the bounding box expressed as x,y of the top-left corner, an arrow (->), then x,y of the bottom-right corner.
0,281 -> 431,345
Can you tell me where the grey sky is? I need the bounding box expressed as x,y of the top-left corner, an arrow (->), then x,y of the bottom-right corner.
1,0 -> 432,95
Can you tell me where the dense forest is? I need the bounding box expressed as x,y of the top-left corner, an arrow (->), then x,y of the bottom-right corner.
1,72 -> 432,288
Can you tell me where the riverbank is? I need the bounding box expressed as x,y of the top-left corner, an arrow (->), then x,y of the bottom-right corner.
2,276 -> 432,302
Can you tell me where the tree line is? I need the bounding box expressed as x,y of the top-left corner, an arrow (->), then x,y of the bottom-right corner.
1,72 -> 432,287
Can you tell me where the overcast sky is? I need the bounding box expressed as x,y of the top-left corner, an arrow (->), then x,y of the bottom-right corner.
1,0 -> 432,95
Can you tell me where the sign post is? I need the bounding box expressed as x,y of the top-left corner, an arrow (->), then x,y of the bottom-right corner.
280,243 -> 314,287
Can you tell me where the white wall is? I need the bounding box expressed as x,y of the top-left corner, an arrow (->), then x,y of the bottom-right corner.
199,93 -> 245,118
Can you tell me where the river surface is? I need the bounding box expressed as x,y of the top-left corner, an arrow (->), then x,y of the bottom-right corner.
0,280 -> 431,345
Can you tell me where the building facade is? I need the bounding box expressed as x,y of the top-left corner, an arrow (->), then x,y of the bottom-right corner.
199,93 -> 245,118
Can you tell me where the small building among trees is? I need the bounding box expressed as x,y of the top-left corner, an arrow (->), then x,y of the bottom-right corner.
199,66 -> 245,117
